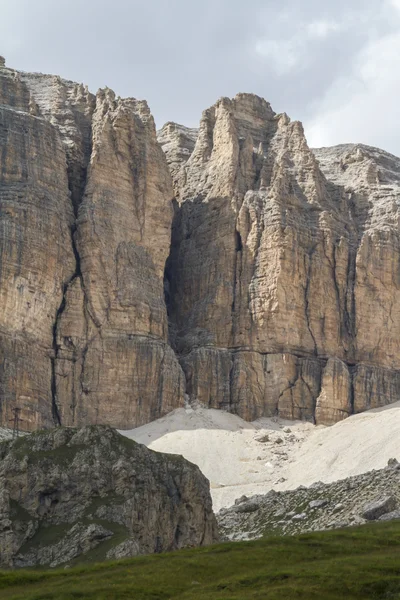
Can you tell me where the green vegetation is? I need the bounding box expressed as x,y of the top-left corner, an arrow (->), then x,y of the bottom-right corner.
2,520 -> 400,599
9,431 -> 85,466
17,519 -> 130,566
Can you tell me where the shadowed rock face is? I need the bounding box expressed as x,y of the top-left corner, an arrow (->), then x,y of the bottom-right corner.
1,53 -> 400,430
0,61 -> 184,431
160,95 -> 400,425
0,426 -> 218,568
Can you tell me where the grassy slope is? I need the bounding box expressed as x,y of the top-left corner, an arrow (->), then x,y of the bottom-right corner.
2,521 -> 400,599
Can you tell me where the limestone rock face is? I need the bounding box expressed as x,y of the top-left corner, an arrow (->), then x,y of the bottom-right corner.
0,61 -> 184,431
158,122 -> 198,195
20,71 -> 96,212
51,88 -> 185,427
0,426 -> 218,568
315,358 -> 352,425
0,64 -> 75,431
162,95 -> 400,425
2,52 -> 400,430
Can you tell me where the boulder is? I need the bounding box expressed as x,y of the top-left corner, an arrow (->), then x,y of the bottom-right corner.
379,510 -> 400,522
309,499 -> 329,509
362,496 -> 397,521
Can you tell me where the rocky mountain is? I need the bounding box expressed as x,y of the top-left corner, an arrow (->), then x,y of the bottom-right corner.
1,55 -> 400,431
218,459 -> 400,541
0,425 -> 218,568
0,57 -> 185,431
160,97 -> 400,425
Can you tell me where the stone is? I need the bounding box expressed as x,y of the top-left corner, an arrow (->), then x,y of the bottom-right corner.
362,496 -> 397,521
218,464 -> 400,541
0,426 -> 218,568
309,499 -> 329,509
234,495 -> 249,505
106,540 -> 140,560
235,501 -> 260,513
292,513 -> 307,521
378,510 -> 400,522
310,481 -> 324,489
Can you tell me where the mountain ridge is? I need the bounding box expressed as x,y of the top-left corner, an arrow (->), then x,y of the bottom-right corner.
1,57 -> 400,431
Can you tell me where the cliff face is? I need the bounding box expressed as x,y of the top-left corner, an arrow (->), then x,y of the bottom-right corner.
160,94 -> 400,425
1,54 -> 400,431
48,85 -> 185,428
0,426 -> 218,567
0,59 -> 184,431
0,65 -> 76,431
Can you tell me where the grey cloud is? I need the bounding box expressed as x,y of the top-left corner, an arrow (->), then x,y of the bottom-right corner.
1,0 -> 400,152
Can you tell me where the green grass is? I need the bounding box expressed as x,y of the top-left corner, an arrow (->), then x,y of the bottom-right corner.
2,520 -> 400,599
17,518 -> 130,566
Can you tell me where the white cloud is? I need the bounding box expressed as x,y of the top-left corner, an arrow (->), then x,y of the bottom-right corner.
305,29 -> 400,153
307,20 -> 341,39
254,18 -> 342,74
254,38 -> 299,74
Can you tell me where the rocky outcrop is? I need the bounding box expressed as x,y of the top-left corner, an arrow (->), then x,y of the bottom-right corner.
160,95 -> 400,425
0,425 -> 218,568
49,86 -> 185,428
218,459 -> 400,541
0,58 -> 185,431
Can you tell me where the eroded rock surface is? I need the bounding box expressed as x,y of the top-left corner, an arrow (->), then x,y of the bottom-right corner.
161,94 -> 400,425
2,52 -> 400,431
0,62 -> 75,431
0,59 -> 184,430
0,426 -> 218,568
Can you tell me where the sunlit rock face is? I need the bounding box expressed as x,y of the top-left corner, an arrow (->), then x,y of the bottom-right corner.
1,51 -> 400,431
0,64 -> 75,431
0,62 -> 184,431
160,95 -> 400,425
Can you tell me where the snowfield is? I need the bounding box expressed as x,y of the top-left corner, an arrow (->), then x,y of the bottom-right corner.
121,402 -> 400,511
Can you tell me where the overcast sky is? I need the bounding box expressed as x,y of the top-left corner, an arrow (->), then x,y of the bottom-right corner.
2,0 -> 400,154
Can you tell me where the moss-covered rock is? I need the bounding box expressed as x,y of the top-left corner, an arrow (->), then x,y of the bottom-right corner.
0,425 -> 218,568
